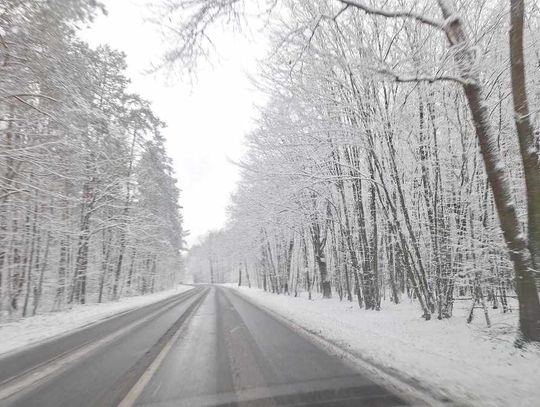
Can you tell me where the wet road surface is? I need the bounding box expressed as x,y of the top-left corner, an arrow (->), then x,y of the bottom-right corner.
0,286 -> 411,407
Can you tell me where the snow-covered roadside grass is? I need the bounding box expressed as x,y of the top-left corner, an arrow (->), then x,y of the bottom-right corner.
0,285 -> 194,357
230,285 -> 540,407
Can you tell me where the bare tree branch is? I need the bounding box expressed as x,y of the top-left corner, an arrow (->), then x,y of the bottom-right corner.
337,0 -> 444,30
2,93 -> 59,102
378,68 -> 468,86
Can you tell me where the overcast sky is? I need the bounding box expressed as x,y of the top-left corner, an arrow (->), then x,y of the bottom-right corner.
82,0 -> 265,247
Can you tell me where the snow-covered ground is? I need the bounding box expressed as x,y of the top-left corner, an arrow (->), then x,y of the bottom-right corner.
0,285 -> 194,357
230,285 -> 540,407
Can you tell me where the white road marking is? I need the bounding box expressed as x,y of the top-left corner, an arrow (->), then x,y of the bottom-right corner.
118,294 -> 205,407
0,296 -> 191,403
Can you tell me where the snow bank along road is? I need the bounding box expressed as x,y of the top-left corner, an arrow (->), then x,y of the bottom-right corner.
0,286 -> 440,407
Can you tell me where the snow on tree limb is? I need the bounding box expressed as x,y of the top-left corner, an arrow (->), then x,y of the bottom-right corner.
337,0 -> 444,29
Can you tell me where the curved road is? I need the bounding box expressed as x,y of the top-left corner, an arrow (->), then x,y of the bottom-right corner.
0,286 -> 411,407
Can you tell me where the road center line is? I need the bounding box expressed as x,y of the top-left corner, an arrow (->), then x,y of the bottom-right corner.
118,290 -> 208,407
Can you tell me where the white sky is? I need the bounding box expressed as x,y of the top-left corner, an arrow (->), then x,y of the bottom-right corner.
82,0 -> 265,247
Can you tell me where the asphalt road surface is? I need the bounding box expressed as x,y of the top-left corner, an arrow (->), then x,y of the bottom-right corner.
0,286 -> 411,407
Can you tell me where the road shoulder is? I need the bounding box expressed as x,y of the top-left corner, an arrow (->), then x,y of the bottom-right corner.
226,286 -> 465,407
0,285 -> 195,358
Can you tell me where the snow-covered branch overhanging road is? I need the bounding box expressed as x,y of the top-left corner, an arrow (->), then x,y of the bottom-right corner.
0,286 -> 438,407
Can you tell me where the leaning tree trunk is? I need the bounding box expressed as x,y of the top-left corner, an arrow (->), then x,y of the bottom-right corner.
509,0 -> 540,284
438,0 -> 540,342
244,261 -> 251,288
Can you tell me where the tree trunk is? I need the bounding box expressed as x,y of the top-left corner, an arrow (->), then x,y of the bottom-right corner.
509,0 -> 540,284
238,262 -> 242,287
113,130 -> 137,299
438,0 -> 540,342
32,232 -> 51,316
244,261 -> 251,288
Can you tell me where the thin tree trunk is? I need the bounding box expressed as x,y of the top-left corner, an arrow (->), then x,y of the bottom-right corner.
238,262 -> 242,287
32,232 -> 51,316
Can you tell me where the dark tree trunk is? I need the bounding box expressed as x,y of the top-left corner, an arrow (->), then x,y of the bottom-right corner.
238,262 -> 242,287
509,0 -> 540,285
438,0 -> 540,342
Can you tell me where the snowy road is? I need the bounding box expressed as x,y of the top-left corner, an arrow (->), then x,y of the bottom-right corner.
0,287 -> 207,407
0,286 -> 410,406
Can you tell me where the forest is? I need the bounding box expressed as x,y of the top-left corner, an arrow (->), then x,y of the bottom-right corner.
2,1 -> 540,406
2,0 -> 540,346
0,1 -> 184,318
185,0 -> 540,344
